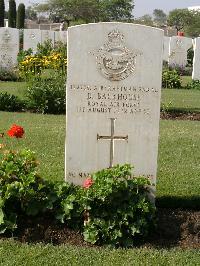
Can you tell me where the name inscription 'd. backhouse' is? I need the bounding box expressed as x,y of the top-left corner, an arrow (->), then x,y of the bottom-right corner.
66,23 -> 163,186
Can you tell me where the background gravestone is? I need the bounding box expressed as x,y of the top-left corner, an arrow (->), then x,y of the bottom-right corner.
24,29 -> 41,53
41,30 -> 55,46
163,36 -> 170,62
192,38 -> 200,80
55,31 -> 68,44
169,36 -> 192,67
66,23 -> 164,191
0,27 -> 19,69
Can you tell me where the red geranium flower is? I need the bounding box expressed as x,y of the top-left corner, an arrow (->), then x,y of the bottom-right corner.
83,177 -> 94,189
7,124 -> 25,138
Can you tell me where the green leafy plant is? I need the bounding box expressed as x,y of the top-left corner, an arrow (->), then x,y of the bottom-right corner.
26,73 -> 66,114
54,182 -> 83,229
0,92 -> 25,112
187,47 -> 194,67
37,40 -> 54,56
162,69 -> 181,88
186,80 -> 200,90
17,48 -> 33,64
0,149 -> 58,233
80,165 -> 156,247
0,68 -> 19,81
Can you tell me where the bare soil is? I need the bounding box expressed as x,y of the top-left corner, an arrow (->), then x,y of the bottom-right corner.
1,209 -> 199,249
161,112 -> 200,121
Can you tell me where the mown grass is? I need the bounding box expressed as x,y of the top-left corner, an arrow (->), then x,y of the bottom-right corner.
161,88 -> 200,113
157,120 -> 200,208
0,81 -> 27,99
0,240 -> 199,266
1,111 -> 199,207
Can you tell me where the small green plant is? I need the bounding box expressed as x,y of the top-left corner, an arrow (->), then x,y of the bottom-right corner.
0,149 -> 57,233
26,74 -> 66,114
162,69 -> 181,88
80,165 -> 156,247
187,47 -> 194,67
0,68 -> 19,81
54,182 -> 83,229
0,92 -> 25,112
186,80 -> 200,90
17,48 -> 33,64
37,40 -> 54,56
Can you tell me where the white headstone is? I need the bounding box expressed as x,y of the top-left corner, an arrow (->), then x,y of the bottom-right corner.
23,29 -> 42,53
169,36 -> 192,67
163,36 -> 170,62
54,31 -> 68,44
41,30 -> 55,46
60,31 -> 68,44
0,27 -> 19,69
192,38 -> 200,80
66,23 -> 164,191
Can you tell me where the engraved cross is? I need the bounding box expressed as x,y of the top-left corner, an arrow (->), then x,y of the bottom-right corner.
97,118 -> 128,168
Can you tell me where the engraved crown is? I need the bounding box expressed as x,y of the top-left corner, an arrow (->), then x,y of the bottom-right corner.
108,29 -> 124,46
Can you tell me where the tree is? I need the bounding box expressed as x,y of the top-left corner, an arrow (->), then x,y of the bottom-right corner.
134,14 -> 154,26
153,9 -> 167,26
25,6 -> 37,20
17,3 -> 25,29
167,9 -> 193,34
8,0 -> 16,28
36,0 -> 134,26
0,0 -> 5,27
184,11 -> 200,37
99,0 -> 134,21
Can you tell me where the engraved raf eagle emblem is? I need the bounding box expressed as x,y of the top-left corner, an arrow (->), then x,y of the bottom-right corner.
91,29 -> 141,81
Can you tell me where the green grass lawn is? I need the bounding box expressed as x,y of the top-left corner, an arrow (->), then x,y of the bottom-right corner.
161,89 -> 200,113
0,81 -> 27,99
0,240 -> 199,266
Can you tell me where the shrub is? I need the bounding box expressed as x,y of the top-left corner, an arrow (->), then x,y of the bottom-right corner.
26,74 -> 66,114
16,3 -> 25,29
187,47 -> 194,67
17,48 -> 33,64
37,40 -> 54,56
80,165 -> 156,247
0,68 -> 19,81
169,64 -> 192,76
162,69 -> 181,89
186,80 -> 200,90
0,92 -> 25,112
8,0 -> 16,28
54,182 -> 83,230
0,149 -> 58,233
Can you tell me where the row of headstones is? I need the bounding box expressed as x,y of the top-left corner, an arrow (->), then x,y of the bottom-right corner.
0,27 -> 67,69
163,36 -> 200,80
1,27 -> 200,80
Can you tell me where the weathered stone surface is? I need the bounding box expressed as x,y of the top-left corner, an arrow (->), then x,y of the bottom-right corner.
66,23 -> 164,190
0,27 -> 19,68
41,30 -> 55,45
23,29 -> 41,53
55,31 -> 68,44
169,36 -> 192,67
192,38 -> 200,80
163,36 -> 170,61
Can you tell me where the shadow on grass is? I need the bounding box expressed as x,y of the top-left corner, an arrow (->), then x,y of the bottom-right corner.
156,196 -> 200,210
161,107 -> 200,114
